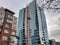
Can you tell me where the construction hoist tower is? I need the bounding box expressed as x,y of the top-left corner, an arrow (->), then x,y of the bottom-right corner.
27,6 -> 31,45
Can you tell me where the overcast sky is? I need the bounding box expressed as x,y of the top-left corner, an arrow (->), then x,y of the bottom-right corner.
0,0 -> 60,42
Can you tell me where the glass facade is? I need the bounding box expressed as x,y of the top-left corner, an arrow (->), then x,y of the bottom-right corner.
18,8 -> 27,45
30,0 -> 41,45
18,0 -> 49,45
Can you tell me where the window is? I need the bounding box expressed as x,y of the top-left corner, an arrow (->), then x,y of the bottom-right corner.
12,27 -> 16,30
4,30 -> 9,33
0,13 -> 2,16
13,17 -> 17,20
38,41 -> 41,44
0,18 -> 2,20
7,19 -> 12,23
0,13 -> 5,18
0,23 -> 2,26
8,15 -> 13,19
44,42 -> 46,44
5,24 -> 10,28
0,18 -> 4,23
11,32 -> 15,35
14,23 -> 16,25
10,36 -> 15,43
7,19 -> 10,22
2,36 -> 8,41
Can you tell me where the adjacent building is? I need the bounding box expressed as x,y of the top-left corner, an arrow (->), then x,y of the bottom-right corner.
0,7 -> 17,45
49,39 -> 56,45
56,42 -> 60,45
18,0 -> 50,45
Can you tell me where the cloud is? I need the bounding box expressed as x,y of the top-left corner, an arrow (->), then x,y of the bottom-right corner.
0,0 -> 2,2
44,9 -> 60,42
0,0 -> 4,3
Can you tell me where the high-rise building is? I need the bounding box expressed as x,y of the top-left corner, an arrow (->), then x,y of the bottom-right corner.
18,0 -> 49,45
0,7 -> 17,45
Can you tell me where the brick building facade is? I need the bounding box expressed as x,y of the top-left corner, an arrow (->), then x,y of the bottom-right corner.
0,7 -> 17,45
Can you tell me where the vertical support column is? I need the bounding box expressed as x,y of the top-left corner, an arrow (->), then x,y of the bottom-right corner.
27,6 -> 31,45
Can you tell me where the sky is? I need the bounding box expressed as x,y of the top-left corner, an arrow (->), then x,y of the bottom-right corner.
0,0 -> 60,42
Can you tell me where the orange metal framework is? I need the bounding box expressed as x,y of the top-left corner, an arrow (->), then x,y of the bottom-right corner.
27,6 -> 31,45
